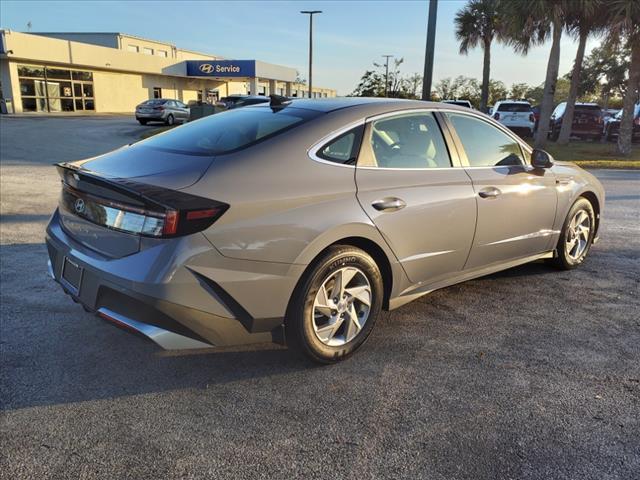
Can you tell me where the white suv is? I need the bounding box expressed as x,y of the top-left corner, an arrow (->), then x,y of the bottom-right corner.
492,100 -> 534,136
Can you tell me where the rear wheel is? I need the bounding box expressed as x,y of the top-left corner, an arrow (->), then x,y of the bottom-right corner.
286,246 -> 383,363
165,114 -> 175,126
550,198 -> 595,270
138,119 -> 147,125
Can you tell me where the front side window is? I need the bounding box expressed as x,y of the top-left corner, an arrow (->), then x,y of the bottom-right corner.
141,106 -> 321,155
362,113 -> 451,169
445,113 -> 524,167
317,127 -> 363,164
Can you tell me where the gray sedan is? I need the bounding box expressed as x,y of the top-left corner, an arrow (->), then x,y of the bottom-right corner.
135,98 -> 189,125
46,97 -> 604,363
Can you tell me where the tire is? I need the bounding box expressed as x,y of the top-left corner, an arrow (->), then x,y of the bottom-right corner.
286,245 -> 383,364
138,119 -> 147,125
165,114 -> 175,126
550,197 -> 595,270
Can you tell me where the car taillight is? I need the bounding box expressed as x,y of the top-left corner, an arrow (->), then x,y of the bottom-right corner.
494,113 -> 500,120
61,183 -> 228,238
529,114 -> 534,122
153,106 -> 165,111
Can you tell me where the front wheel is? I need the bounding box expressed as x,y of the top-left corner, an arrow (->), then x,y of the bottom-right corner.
286,246 -> 383,363
550,198 -> 595,270
138,119 -> 148,125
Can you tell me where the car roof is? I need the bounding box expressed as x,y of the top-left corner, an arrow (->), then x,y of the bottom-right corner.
253,97 -> 448,114
495,100 -> 530,104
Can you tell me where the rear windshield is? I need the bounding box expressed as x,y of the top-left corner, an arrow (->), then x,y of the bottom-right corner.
497,103 -> 531,112
142,99 -> 167,105
141,106 -> 321,155
575,105 -> 601,112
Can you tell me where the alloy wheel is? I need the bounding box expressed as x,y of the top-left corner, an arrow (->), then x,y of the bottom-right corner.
566,209 -> 591,261
312,267 -> 372,347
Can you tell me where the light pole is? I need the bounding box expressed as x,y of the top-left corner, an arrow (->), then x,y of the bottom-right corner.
300,10 -> 322,98
382,55 -> 393,97
421,0 -> 438,100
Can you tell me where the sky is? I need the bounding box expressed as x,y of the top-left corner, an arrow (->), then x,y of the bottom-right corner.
0,0 -> 603,95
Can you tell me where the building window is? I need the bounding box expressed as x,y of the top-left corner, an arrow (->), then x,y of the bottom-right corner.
143,47 -> 154,55
18,64 -> 94,113
157,50 -> 168,58
153,87 -> 162,99
127,45 -> 139,53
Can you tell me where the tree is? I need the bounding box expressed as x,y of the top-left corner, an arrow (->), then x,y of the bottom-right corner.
350,58 -> 422,99
557,1 -> 607,145
578,41 -> 630,106
433,76 -> 481,107
454,0 -> 507,112
488,79 -> 508,105
606,0 -> 640,156
502,0 -> 572,148
510,83 -> 530,100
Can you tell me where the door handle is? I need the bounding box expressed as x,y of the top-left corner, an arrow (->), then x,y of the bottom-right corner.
372,197 -> 406,212
478,187 -> 502,199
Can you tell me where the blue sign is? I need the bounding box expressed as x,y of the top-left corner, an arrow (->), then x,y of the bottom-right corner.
186,60 -> 256,77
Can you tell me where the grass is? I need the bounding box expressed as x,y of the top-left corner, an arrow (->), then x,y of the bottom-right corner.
525,139 -> 640,169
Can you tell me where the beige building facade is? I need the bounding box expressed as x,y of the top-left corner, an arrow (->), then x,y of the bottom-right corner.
0,30 -> 336,114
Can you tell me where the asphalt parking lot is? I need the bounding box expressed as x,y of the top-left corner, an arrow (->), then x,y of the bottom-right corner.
1,116 -> 639,479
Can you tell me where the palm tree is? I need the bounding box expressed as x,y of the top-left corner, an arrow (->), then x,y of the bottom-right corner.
501,0 -> 572,149
606,0 -> 640,156
454,0 -> 506,112
557,1 -> 606,145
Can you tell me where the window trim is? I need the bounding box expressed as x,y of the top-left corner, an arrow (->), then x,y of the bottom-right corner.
307,107 -> 533,170
316,125 -> 364,165
308,120 -> 366,168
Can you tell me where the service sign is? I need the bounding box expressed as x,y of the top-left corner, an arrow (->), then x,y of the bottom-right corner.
186,60 -> 256,78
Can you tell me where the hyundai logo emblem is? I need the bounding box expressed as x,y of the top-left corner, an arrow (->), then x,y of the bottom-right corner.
74,198 -> 85,214
199,63 -> 214,74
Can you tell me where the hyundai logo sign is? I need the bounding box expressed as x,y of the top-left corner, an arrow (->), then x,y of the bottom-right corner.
187,60 -> 256,77
199,64 -> 214,74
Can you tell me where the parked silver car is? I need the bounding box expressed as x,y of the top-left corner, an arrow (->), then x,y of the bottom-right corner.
46,97 -> 604,363
135,98 -> 190,125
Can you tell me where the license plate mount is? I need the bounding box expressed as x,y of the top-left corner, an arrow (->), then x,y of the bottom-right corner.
61,256 -> 83,296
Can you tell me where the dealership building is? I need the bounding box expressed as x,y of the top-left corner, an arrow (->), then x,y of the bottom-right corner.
0,30 -> 336,114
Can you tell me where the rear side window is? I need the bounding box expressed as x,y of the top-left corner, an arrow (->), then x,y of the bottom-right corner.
497,103 -> 531,112
361,112 -> 451,169
142,107 -> 321,155
446,112 -> 524,167
318,126 -> 364,164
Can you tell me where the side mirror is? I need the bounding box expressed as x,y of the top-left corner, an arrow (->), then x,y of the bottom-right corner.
531,148 -> 554,169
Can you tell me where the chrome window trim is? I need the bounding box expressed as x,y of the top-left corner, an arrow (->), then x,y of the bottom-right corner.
307,106 -> 534,170
307,119 -> 366,169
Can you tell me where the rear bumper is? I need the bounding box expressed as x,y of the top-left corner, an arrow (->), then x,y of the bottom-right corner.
45,209 -> 304,349
135,112 -> 165,120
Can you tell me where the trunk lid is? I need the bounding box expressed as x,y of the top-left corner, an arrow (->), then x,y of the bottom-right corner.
55,145 -> 219,258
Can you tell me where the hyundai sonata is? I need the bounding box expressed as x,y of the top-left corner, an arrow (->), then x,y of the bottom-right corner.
46,96 -> 604,363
